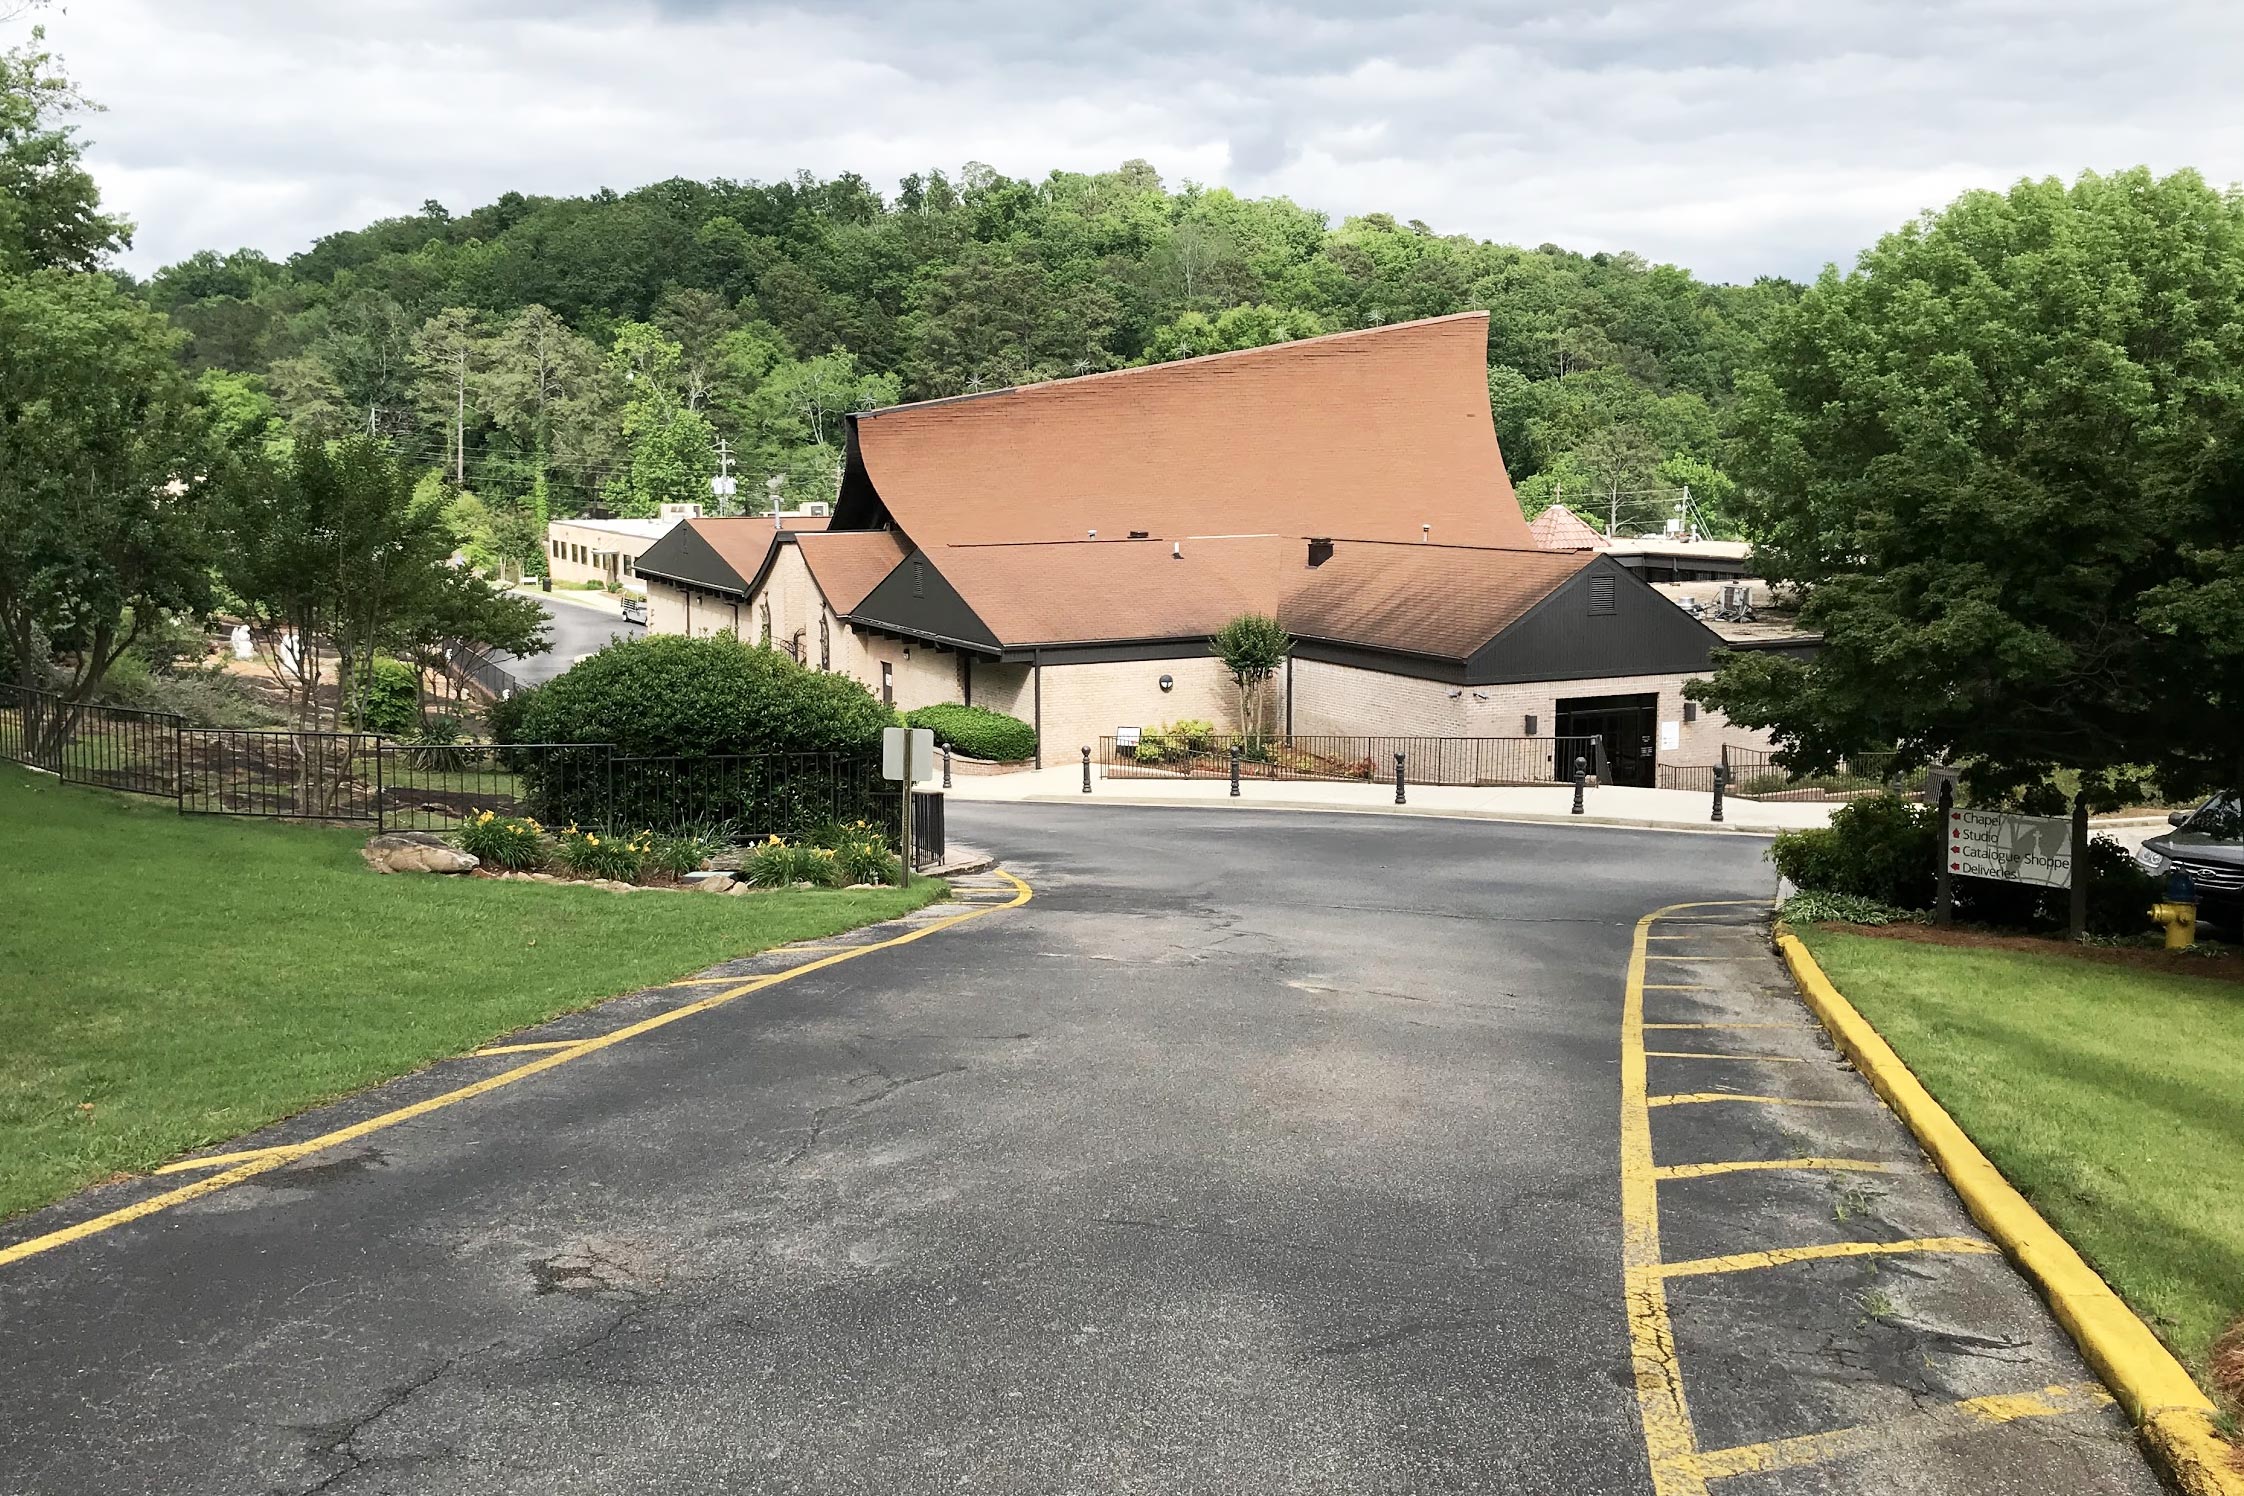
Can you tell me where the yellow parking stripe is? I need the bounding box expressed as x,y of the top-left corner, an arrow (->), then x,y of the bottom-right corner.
1653,1158 -> 1914,1182
1679,1382 -> 2112,1482
472,1040 -> 583,1056
1645,1051 -> 1805,1063
0,873 -> 1033,1271
1642,984 -> 1717,991
1659,1236 -> 1998,1280
149,1146 -> 293,1176
1648,1092 -> 1864,1109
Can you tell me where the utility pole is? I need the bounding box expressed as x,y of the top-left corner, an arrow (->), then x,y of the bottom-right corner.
710,437 -> 737,515
453,348 -> 466,488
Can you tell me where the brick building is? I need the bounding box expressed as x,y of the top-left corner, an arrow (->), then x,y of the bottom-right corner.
633,312 -> 1783,783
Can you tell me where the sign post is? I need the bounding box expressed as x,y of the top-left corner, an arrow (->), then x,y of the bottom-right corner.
882,726 -> 935,888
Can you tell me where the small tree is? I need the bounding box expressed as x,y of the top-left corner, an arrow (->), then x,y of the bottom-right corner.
1211,613 -> 1290,739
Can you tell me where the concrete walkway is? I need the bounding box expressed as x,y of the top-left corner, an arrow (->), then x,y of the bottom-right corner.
943,763 -> 1837,834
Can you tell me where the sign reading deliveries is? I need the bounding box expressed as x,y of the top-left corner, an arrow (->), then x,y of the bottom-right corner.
1947,807 -> 2071,889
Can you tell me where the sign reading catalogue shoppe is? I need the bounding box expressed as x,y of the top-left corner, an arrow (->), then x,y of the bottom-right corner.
1947,807 -> 2071,889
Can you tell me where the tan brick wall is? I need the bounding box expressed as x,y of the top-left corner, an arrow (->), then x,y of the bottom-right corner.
1289,658 -> 1775,768
545,521 -> 664,591
644,578 -> 752,640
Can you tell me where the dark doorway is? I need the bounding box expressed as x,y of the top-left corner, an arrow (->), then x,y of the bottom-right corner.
1556,693 -> 1658,787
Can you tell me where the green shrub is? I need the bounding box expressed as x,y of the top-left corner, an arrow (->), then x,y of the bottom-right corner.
905,703 -> 1037,762
555,826 -> 646,881
1768,793 -> 1939,909
799,845 -> 849,888
1168,719 -> 1216,751
743,837 -> 809,888
355,657 -> 420,737
518,634 -> 891,759
1777,890 -> 1922,926
486,684 -> 537,746
455,811 -> 546,871
1956,834 -> 2158,935
642,829 -> 722,878
405,714 -> 469,772
835,836 -> 901,886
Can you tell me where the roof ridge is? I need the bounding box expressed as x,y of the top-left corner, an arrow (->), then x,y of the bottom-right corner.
854,311 -> 1491,421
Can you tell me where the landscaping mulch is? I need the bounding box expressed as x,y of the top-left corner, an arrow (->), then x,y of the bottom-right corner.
1818,919 -> 2244,983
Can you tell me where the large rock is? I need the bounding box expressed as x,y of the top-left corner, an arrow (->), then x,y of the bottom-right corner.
362,832 -> 479,875
693,874 -> 737,894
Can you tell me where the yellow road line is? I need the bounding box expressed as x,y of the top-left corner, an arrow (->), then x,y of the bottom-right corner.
1648,1092 -> 1864,1109
1659,1235 -> 1998,1280
1645,1051 -> 1805,1063
472,1039 -> 583,1056
0,873 -> 1034,1271
1653,1157 -> 1915,1182
1646,954 -> 1751,961
1680,1382 -> 2112,1482
149,1145 -> 294,1176
1642,984 -> 1717,991
1622,898 -> 1759,1496
1645,934 -> 1701,941
1645,1022 -> 1806,1031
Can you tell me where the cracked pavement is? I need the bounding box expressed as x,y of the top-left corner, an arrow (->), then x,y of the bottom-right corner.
0,806 -> 2165,1493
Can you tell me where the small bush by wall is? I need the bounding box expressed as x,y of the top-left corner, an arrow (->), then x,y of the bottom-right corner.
906,703 -> 1036,763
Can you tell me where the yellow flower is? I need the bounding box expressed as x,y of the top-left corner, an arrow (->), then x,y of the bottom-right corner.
587,835 -> 600,847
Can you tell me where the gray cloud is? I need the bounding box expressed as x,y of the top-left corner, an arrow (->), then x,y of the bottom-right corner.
26,0 -> 2244,282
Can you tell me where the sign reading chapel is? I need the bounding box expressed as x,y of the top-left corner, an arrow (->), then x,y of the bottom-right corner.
1946,807 -> 2071,889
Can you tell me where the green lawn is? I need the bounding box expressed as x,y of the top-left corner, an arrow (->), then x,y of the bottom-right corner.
0,764 -> 944,1220
1796,926 -> 2244,1394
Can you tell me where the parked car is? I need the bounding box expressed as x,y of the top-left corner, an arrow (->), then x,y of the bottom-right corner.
2136,794 -> 2244,929
621,594 -> 648,626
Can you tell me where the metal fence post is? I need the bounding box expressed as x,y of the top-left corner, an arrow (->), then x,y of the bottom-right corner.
1710,763 -> 1726,823
943,744 -> 953,789
1394,751 -> 1406,805
1229,744 -> 1242,797
1572,756 -> 1587,815
1081,744 -> 1092,794
1934,777 -> 1955,925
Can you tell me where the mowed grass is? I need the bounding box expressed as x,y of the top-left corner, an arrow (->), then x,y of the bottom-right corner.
1795,926 -> 2244,1393
0,764 -> 944,1220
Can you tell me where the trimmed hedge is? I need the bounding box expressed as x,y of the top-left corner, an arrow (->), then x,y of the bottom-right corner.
516,634 -> 892,759
905,703 -> 1037,763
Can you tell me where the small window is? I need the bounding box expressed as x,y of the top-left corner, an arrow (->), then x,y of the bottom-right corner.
1588,573 -> 1617,616
881,661 -> 894,708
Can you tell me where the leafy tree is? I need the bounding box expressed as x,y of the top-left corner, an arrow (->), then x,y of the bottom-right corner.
0,26 -> 129,272
1211,613 -> 1291,738
1690,169 -> 2244,924
601,322 -> 716,516
410,306 -> 493,487
1140,303 -> 1326,363
0,270 -> 214,721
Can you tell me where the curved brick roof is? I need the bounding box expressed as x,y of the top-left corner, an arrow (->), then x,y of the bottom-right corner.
847,313 -> 1531,550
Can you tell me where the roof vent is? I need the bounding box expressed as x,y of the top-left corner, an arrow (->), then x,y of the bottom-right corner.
1087,529 -> 1097,539
1421,524 -> 1431,543
1172,542 -> 1182,559
1307,538 -> 1334,568
1128,530 -> 1149,540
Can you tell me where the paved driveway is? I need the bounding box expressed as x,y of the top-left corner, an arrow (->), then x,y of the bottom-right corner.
496,591 -> 640,685
0,807 -> 2161,1494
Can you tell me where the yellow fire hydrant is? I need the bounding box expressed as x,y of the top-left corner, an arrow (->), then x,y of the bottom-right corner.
2151,870 -> 2198,950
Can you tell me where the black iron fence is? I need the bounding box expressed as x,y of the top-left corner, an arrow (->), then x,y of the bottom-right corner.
441,639 -> 523,701
1097,732 -> 1609,786
2,684 -> 895,841
1656,746 -> 1929,802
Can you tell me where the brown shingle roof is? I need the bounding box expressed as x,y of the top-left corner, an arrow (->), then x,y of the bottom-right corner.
852,313 -> 1532,550
906,535 -> 1593,662
685,516 -> 829,590
1527,502 -> 1607,551
794,529 -> 908,614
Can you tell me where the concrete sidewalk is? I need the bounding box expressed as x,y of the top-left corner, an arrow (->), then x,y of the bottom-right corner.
943,763 -> 1835,834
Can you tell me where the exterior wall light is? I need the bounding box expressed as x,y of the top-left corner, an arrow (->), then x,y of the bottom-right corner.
1159,674 -> 1175,692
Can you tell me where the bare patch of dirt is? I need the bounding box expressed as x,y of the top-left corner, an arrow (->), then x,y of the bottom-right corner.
1816,920 -> 2244,983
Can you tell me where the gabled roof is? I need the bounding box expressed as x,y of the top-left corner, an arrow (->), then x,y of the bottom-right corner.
794,530 -> 909,615
1528,502 -> 1607,551
633,516 -> 828,596
838,313 -> 1532,549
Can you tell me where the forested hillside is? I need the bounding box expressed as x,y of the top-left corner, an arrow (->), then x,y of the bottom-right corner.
141,161 -> 1797,566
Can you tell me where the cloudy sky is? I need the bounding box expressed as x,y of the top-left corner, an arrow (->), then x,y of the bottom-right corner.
24,0 -> 2244,284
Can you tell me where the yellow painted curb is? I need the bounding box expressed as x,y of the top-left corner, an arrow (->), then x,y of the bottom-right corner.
1774,926 -> 2244,1496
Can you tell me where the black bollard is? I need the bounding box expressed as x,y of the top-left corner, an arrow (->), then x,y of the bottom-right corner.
1230,744 -> 1242,798
1081,744 -> 1092,793
1711,763 -> 1726,823
1394,751 -> 1406,805
1572,755 -> 1587,815
943,744 -> 953,789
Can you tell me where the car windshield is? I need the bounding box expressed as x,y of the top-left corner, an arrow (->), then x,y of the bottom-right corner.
2181,794 -> 2244,840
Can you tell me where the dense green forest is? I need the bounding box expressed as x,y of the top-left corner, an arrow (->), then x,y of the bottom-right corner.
139,162 -> 1797,563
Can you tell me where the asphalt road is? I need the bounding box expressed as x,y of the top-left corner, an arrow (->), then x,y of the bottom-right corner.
496,592 -> 639,685
0,808 -> 2160,1494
